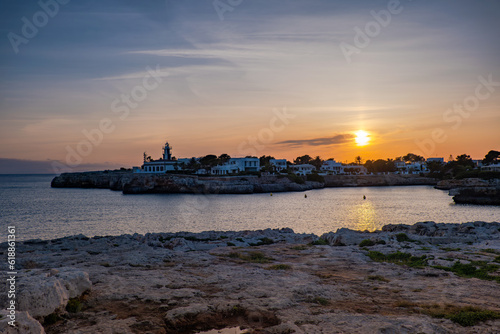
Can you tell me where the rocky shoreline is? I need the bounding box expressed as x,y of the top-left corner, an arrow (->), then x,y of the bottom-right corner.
50,171 -> 438,195
1,221 -> 500,333
436,178 -> 500,205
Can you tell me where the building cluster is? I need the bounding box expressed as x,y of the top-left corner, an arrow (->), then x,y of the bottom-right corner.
133,141 -> 498,176
132,142 -> 371,176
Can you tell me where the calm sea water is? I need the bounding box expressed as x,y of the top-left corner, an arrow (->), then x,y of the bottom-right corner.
1,174 -> 499,241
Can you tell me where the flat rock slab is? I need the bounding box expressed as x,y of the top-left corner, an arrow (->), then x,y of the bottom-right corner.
0,224 -> 499,333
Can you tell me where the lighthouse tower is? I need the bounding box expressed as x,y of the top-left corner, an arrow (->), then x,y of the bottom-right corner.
162,141 -> 172,160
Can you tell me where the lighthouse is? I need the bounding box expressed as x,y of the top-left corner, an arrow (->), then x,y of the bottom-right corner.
162,141 -> 172,160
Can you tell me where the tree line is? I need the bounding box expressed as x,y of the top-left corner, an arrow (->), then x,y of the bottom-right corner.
172,150 -> 499,177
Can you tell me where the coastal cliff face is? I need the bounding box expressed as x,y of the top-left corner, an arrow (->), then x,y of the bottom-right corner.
51,172 -> 323,194
51,171 -> 438,194
324,174 -> 437,187
121,174 -> 323,194
435,178 -> 500,205
435,178 -> 490,190
50,171 -> 134,191
450,185 -> 500,205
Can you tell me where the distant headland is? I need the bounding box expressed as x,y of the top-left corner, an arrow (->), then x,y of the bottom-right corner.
50,141 -> 500,204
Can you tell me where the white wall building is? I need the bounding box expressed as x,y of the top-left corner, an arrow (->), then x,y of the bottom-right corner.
481,163 -> 500,172
395,161 -> 425,174
290,164 -> 316,175
321,159 -> 343,174
320,160 -> 367,175
342,165 -> 368,175
269,159 -> 287,172
211,157 -> 260,175
427,157 -> 444,164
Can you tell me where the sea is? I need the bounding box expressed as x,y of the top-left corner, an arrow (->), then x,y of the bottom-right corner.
1,174 -> 499,241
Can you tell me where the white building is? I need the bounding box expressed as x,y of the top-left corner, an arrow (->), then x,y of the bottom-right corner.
290,164 -> 316,175
427,157 -> 444,164
481,163 -> 500,172
395,161 -> 425,174
133,141 -> 179,173
320,160 -> 367,175
321,159 -> 343,174
472,160 -> 484,168
211,157 -> 260,175
269,159 -> 287,172
342,165 -> 368,175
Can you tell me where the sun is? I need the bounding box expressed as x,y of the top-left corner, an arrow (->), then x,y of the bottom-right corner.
354,130 -> 370,146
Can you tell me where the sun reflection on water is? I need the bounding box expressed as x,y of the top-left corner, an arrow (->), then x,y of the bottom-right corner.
350,200 -> 378,232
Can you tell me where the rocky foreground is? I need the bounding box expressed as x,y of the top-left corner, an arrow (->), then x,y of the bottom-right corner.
1,222 -> 500,333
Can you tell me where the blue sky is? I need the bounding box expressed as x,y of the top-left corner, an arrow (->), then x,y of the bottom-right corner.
1,0 -> 499,172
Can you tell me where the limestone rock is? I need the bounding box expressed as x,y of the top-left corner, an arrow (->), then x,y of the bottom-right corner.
17,268 -> 91,318
0,310 -> 45,334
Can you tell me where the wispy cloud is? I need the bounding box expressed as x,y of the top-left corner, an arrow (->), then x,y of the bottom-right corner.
277,134 -> 355,148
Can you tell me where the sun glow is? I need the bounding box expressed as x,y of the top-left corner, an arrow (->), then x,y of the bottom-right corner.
354,130 -> 370,146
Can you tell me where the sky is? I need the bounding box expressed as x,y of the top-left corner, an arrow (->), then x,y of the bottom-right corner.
0,0 -> 499,173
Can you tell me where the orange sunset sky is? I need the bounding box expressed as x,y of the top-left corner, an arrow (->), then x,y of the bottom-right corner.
1,0 -> 499,173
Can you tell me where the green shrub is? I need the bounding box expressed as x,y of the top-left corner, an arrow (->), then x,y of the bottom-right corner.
250,237 -> 274,246
311,238 -> 328,246
434,261 -> 500,282
306,173 -> 325,183
367,251 -> 428,268
227,251 -> 273,263
359,239 -> 375,247
286,173 -> 305,184
447,307 -> 500,326
424,305 -> 500,327
44,313 -> 61,325
307,297 -> 330,305
367,275 -> 389,282
395,233 -> 413,242
66,298 -> 83,313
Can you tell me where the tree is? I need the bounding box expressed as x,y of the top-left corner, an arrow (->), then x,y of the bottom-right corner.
311,156 -> 324,169
218,153 -> 231,164
455,154 -> 474,168
403,153 -> 425,163
483,150 -> 500,165
187,157 -> 200,170
294,155 -> 312,165
143,152 -> 152,162
355,156 -> 362,165
426,161 -> 443,174
364,159 -> 395,173
259,155 -> 275,166
199,154 -> 218,168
